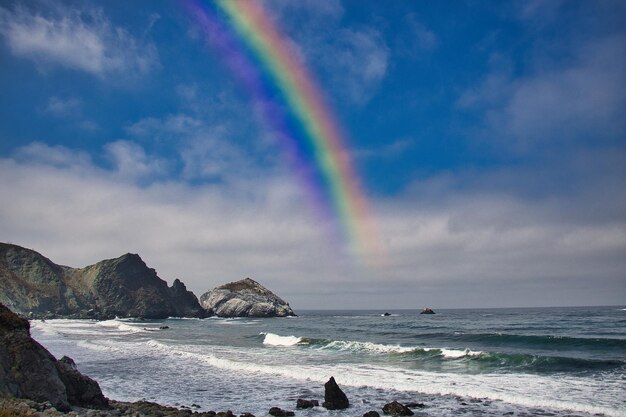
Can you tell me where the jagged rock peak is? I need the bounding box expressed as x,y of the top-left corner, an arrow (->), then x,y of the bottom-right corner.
199,277 -> 295,318
0,242 -> 207,319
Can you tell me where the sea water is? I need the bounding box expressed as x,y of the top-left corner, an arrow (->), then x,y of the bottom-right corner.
30,307 -> 626,417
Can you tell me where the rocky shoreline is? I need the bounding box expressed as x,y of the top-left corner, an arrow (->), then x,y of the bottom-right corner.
1,301 -> 426,417
0,395 -> 244,417
0,243 -> 295,320
0,396 -> 429,417
0,386 -> 428,417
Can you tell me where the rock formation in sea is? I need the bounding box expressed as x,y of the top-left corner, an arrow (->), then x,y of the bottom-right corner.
382,401 -> 414,416
296,399 -> 319,409
0,243 -> 207,319
322,376 -> 349,410
199,277 -> 295,317
0,302 -> 108,411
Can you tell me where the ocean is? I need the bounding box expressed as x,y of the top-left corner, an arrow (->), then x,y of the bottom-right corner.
30,307 -> 626,417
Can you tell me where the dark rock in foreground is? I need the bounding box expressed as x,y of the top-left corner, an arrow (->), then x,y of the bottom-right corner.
363,411 -> 381,417
200,277 -> 295,317
0,303 -> 108,411
296,398 -> 319,409
269,407 -> 295,417
0,396 -> 234,417
382,401 -> 414,416
112,400 -> 225,417
56,354 -> 109,409
0,242 -> 207,319
322,376 -> 349,410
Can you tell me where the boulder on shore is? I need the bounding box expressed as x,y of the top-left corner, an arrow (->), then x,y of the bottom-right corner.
322,376 -> 349,410
199,278 -> 295,317
0,303 -> 108,411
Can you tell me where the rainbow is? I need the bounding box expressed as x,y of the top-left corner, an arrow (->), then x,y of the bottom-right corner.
185,0 -> 384,266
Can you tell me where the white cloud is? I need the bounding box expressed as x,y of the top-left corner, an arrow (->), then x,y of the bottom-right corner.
45,96 -> 82,117
104,140 -> 168,181
13,142 -> 92,170
1,142 -> 624,309
0,143 -> 336,302
265,0 -> 344,24
503,36 -> 626,141
355,137 -> 414,160
0,3 -> 159,79
124,113 -> 255,182
405,14 -> 438,52
264,0 -> 389,105
42,95 -> 99,132
126,114 -> 204,138
458,34 -> 626,147
325,28 -> 389,104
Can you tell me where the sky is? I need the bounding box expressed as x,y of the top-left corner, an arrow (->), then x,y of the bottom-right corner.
0,0 -> 624,309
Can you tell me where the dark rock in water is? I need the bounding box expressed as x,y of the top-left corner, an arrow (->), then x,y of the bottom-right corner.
217,411 -> 235,417
0,303 -> 108,411
169,278 -> 207,318
0,242 -> 207,319
240,413 -> 256,417
269,407 -> 295,417
296,398 -> 319,409
364,411 -> 381,417
382,312 -> 391,316
160,325 -> 170,330
404,402 -> 426,408
383,401 -> 414,416
200,277 -> 295,317
322,376 -> 349,410
420,308 -> 435,314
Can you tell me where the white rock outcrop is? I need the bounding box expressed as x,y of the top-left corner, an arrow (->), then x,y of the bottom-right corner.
199,277 -> 295,317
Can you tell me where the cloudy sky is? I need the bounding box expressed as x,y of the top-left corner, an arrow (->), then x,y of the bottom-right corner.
1,0 -> 624,309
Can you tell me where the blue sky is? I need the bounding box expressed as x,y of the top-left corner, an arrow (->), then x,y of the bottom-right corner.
0,0 -> 624,308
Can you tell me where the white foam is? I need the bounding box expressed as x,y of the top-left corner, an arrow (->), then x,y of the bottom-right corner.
261,332 -> 302,346
321,340 -> 416,354
77,339 -> 124,353
30,319 -> 103,336
138,340 -> 624,417
424,347 -> 483,358
314,339 -> 480,357
97,319 -> 144,333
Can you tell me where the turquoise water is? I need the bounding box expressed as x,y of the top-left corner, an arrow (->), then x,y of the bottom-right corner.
31,306 -> 626,416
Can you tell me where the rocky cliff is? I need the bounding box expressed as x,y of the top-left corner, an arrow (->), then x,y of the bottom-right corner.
0,243 -> 207,319
0,303 -> 108,411
199,277 -> 295,317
